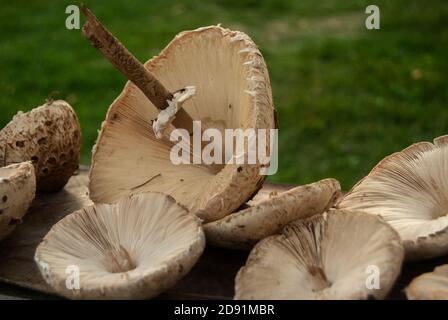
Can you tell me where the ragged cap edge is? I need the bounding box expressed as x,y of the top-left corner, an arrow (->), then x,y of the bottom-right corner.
88,26 -> 275,223
34,192 -> 206,299
343,135 -> 447,194
234,210 -> 404,300
203,178 -> 342,249
0,100 -> 81,192
337,134 -> 448,260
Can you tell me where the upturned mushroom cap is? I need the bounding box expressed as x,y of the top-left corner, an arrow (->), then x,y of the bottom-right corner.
405,264 -> 448,300
337,135 -> 448,260
34,192 -> 205,299
0,100 -> 81,192
0,161 -> 36,241
204,178 -> 341,249
89,26 -> 275,222
234,210 -> 404,300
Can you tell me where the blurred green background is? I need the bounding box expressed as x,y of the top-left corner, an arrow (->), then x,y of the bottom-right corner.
0,0 -> 447,190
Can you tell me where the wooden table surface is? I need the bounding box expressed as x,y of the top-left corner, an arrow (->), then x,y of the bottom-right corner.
0,166 -> 446,300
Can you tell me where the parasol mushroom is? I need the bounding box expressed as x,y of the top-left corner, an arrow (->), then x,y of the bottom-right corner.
34,192 -> 205,299
234,210 -> 404,300
83,7 -> 276,222
337,135 -> 448,260
405,264 -> 448,300
0,161 -> 35,241
0,100 -> 81,192
204,178 -> 341,249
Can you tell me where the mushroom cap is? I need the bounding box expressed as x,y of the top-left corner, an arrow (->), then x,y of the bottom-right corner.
337,135 -> 448,260
0,161 -> 36,241
0,100 -> 81,192
204,178 -> 341,249
405,264 -> 448,300
89,26 -> 275,222
34,192 -> 205,299
234,210 -> 404,300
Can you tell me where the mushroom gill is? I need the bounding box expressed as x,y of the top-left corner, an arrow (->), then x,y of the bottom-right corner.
234,210 -> 404,300
89,26 -> 276,223
338,135 -> 448,260
35,192 -> 205,299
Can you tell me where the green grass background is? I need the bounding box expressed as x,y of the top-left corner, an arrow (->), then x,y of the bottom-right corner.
1,0 -> 447,190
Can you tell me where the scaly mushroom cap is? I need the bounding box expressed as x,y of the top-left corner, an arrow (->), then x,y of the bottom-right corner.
0,100 -> 81,192
0,162 -> 35,241
89,26 -> 275,222
406,264 -> 448,300
34,192 -> 205,299
204,178 -> 341,249
235,210 -> 404,300
337,135 -> 448,260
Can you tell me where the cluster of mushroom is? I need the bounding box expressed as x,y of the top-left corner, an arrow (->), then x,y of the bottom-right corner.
35,20 -> 288,299
233,138 -> 448,300
235,134 -> 448,300
0,100 -> 81,241
30,7 -> 448,300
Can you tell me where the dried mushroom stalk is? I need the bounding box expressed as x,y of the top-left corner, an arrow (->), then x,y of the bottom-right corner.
81,4 -> 194,134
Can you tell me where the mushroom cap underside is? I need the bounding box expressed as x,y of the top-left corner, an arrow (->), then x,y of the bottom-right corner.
338,135 -> 448,260
34,192 -> 205,299
234,210 -> 404,300
89,25 -> 275,223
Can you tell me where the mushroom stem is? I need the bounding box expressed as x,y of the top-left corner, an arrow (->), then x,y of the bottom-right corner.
80,4 -> 194,132
104,246 -> 136,273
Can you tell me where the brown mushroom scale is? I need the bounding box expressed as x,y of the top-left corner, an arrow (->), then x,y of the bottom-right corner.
0,162 -> 35,241
0,100 -> 81,192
